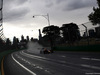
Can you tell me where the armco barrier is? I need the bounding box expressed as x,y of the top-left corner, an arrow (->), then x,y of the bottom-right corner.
53,45 -> 100,52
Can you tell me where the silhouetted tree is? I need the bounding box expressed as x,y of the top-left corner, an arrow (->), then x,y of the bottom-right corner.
31,37 -> 34,42
21,35 -> 24,42
0,38 -> 5,52
16,38 -> 20,48
5,38 -> 11,50
16,38 -> 19,43
26,36 -> 29,42
88,0 -> 100,25
61,23 -> 80,44
12,36 -> 17,49
42,25 -> 60,36
42,25 -> 60,48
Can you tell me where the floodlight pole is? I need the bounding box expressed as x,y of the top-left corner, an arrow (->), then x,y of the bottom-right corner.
33,13 -> 50,26
82,24 -> 89,45
33,13 -> 53,51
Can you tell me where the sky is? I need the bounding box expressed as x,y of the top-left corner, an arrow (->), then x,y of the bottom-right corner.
2,0 -> 98,41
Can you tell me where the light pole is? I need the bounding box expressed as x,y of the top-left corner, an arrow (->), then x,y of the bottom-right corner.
82,24 -> 89,45
33,13 -> 50,26
33,13 -> 53,51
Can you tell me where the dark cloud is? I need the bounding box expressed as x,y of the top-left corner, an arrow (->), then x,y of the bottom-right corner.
56,0 -> 66,4
3,0 -> 28,13
3,0 -> 29,22
44,0 -> 97,11
4,7 -> 30,22
15,0 -> 28,5
45,0 -> 54,8
64,0 -> 97,11
3,0 -> 28,6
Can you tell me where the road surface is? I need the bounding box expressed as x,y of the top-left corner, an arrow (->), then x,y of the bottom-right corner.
3,50 -> 100,75
3,42 -> 100,75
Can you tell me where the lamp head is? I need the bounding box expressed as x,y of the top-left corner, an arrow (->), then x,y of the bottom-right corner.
33,16 -> 35,18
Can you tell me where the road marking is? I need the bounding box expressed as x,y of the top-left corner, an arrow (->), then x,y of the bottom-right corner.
21,51 -> 79,66
81,57 -> 90,60
15,53 -> 53,74
16,54 -> 44,70
81,57 -> 100,61
21,51 -> 93,72
61,56 -> 66,58
11,53 -> 37,75
21,51 -> 47,60
91,58 -> 100,61
81,64 -> 100,70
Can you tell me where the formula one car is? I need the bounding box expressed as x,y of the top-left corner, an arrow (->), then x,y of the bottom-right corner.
40,48 -> 52,54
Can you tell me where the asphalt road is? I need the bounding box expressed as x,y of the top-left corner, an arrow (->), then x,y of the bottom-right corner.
3,49 -> 100,75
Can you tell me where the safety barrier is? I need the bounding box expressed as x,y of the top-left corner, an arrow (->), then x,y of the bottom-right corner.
53,44 -> 100,52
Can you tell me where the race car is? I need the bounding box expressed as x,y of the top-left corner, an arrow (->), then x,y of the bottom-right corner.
40,48 -> 51,54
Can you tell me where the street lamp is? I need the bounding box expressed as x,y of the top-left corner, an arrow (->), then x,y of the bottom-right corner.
33,13 -> 50,26
82,24 -> 89,45
33,13 -> 53,51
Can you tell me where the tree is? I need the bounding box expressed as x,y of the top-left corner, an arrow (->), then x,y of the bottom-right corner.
5,38 -> 11,50
0,38 -> 5,51
42,25 -> 60,48
12,36 -> 17,49
88,0 -> 100,25
42,25 -> 60,36
21,35 -> 24,42
61,23 -> 80,44
26,36 -> 29,42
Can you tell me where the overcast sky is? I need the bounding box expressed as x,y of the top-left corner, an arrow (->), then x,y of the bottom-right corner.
2,0 -> 97,40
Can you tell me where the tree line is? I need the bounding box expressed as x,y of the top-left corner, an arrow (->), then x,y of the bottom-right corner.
0,35 -> 32,52
40,22 -> 81,47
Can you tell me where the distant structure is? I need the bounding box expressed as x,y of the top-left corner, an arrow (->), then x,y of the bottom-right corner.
88,29 -> 95,38
95,27 -> 100,38
0,0 -> 5,40
38,29 -> 42,40
83,32 -> 87,38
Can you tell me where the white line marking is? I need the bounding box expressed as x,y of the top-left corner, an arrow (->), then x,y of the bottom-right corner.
81,64 -> 100,70
61,56 -> 66,58
21,51 -> 91,72
81,57 -> 90,60
81,57 -> 100,61
21,51 -> 80,66
21,51 -> 47,60
91,58 -> 100,61
11,53 -> 37,75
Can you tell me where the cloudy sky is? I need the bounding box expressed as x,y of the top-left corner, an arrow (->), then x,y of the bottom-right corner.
2,0 -> 97,40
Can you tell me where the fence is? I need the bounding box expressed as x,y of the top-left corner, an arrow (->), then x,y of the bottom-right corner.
0,0 -> 5,40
